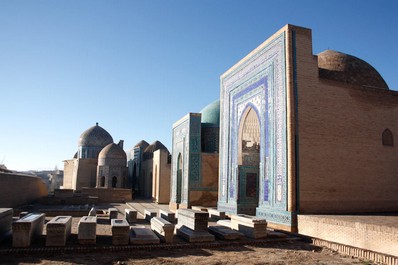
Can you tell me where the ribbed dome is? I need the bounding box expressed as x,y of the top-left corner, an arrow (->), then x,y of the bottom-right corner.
200,100 -> 220,128
318,50 -> 389,90
134,140 -> 149,149
78,123 -> 114,148
98,143 -> 126,166
143,140 -> 168,160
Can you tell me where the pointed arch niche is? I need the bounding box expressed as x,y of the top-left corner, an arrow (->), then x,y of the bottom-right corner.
236,106 -> 261,214
382,128 -> 394,146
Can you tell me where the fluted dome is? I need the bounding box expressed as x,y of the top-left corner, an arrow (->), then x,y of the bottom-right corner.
200,100 -> 220,128
98,143 -> 127,166
143,140 -> 168,160
78,123 -> 114,148
318,50 -> 389,90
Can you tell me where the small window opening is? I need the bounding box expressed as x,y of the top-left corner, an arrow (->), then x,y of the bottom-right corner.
382,129 -> 394,146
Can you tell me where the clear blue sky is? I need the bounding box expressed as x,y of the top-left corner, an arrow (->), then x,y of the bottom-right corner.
1,0 -> 397,171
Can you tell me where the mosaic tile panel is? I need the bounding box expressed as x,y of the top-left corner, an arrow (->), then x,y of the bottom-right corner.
218,32 -> 293,226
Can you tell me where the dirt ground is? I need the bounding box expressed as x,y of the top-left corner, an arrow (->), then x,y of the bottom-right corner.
0,240 -> 374,265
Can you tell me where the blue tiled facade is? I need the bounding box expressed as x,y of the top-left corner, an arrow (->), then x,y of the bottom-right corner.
218,32 -> 295,228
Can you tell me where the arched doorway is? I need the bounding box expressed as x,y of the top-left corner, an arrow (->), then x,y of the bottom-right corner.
237,106 -> 260,215
153,165 -> 158,201
176,153 -> 183,204
132,163 -> 137,194
112,176 -> 117,188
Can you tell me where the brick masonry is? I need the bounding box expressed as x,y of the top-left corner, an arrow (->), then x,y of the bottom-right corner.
298,214 -> 398,258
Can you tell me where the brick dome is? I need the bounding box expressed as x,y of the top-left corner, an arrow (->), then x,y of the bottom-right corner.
318,50 -> 389,90
98,143 -> 126,166
78,123 -> 114,148
143,140 -> 168,160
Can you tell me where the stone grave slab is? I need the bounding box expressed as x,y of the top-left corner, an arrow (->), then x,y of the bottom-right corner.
151,217 -> 174,243
12,213 -> 45,247
111,219 -> 130,245
191,206 -> 208,212
125,208 -> 137,223
230,214 -> 267,239
144,209 -> 158,222
19,212 -> 29,218
0,208 -> 13,242
129,227 -> 160,245
208,225 -> 243,240
176,225 -> 215,243
177,209 -> 209,231
78,216 -> 97,245
159,209 -> 175,223
216,219 -> 231,228
46,216 -> 72,246
108,208 -> 118,220
208,208 -> 226,220
176,209 -> 214,242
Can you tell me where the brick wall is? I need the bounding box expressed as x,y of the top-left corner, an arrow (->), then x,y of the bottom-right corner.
293,26 -> 398,213
0,172 -> 48,207
81,188 -> 132,203
298,215 -> 398,257
153,149 -> 171,204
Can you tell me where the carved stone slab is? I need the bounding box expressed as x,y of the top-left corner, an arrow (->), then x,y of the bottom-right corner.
191,206 -> 208,212
208,225 -> 243,240
159,209 -> 176,224
125,208 -> 137,223
12,213 -> 45,247
108,208 -> 118,221
78,216 -> 97,245
129,227 -> 160,245
0,208 -> 13,242
177,209 -> 209,231
46,216 -> 72,246
144,209 -> 158,222
216,219 -> 232,228
230,214 -> 267,239
111,219 -> 130,245
151,217 -> 175,243
208,208 -> 226,220
176,225 -> 215,243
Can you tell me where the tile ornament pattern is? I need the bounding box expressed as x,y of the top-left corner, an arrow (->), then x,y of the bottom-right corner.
218,32 -> 293,227
170,114 -> 202,206
171,118 -> 190,204
189,115 -> 202,188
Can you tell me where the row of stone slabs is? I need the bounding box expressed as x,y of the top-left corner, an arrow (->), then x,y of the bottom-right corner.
0,207 -> 283,248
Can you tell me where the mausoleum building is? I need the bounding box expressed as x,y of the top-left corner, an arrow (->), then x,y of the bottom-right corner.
169,100 -> 220,210
217,24 -> 398,232
128,140 -> 171,202
63,123 -> 128,191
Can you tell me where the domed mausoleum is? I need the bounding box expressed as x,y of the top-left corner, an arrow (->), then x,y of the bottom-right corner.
169,100 -> 220,210
96,141 -> 127,188
78,123 -> 114,159
127,139 -> 171,203
63,123 -> 128,194
217,25 -> 398,238
317,50 -> 389,89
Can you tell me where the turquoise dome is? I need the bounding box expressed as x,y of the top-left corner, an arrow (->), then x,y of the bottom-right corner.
200,100 -> 220,128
